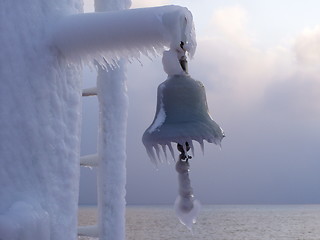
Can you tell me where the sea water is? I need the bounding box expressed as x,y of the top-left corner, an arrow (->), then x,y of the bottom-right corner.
78,205 -> 320,240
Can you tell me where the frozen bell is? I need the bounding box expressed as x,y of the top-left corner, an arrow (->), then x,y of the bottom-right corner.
142,72 -> 225,163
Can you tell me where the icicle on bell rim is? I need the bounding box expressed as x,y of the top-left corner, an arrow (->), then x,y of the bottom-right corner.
142,70 -> 225,164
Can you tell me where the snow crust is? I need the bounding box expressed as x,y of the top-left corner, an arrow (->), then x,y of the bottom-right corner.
53,5 -> 196,67
0,202 -> 50,240
0,1 -> 82,240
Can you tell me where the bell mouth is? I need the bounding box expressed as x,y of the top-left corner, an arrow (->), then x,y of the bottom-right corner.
142,120 -> 224,164
143,118 -> 224,144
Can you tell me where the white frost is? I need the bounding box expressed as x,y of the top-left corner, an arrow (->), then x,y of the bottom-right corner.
0,202 -> 50,240
0,1 -> 81,240
96,63 -> 128,240
53,5 -> 196,66
162,49 -> 186,76
1,1 -> 198,239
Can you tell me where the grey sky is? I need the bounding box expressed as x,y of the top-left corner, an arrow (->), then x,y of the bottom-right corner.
79,0 -> 320,205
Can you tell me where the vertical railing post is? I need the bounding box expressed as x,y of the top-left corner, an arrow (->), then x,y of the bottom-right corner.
94,1 -> 130,239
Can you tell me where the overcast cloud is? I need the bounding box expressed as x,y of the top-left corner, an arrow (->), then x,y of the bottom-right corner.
79,1 -> 320,205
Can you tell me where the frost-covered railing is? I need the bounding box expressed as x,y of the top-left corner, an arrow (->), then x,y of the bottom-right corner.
70,5 -> 197,240
53,5 -> 196,65
0,1 -> 196,240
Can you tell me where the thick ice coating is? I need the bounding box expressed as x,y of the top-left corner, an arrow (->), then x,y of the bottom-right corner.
53,5 -> 196,66
174,159 -> 201,231
142,74 -> 225,164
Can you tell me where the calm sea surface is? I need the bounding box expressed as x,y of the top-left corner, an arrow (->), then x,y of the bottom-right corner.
78,205 -> 320,240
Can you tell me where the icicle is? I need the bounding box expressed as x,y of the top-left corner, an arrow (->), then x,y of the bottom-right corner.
52,5 -> 197,67
161,145 -> 168,161
182,142 -> 188,156
154,144 -> 161,163
146,144 -> 157,165
199,139 -> 205,155
189,141 -> 195,157
168,142 -> 175,160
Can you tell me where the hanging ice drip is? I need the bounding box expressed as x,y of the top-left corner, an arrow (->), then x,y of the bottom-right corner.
142,42 -> 224,229
174,142 -> 201,231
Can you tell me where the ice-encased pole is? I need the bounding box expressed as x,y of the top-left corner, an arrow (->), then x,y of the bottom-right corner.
95,1 -> 129,240
0,1 -> 82,240
96,63 -> 128,240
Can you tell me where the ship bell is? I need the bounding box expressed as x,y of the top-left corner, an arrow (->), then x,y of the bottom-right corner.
142,69 -> 224,163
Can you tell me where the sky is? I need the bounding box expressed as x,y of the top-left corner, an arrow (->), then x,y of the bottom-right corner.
80,0 -> 320,205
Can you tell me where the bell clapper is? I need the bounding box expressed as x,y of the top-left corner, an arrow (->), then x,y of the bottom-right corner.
178,41 -> 188,74
177,142 -> 192,162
